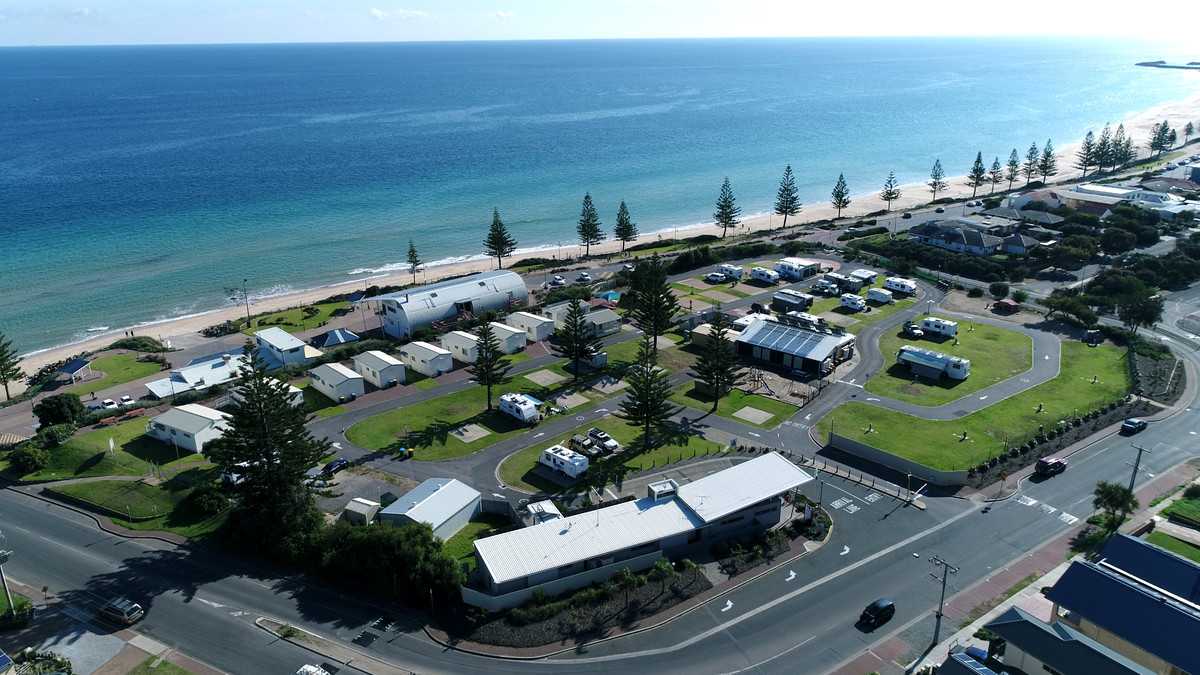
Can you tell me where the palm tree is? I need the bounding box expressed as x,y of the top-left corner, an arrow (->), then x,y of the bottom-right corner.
613,568 -> 637,607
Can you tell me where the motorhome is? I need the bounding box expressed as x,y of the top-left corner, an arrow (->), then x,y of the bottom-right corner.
920,316 -> 959,337
773,257 -> 816,281
839,294 -> 867,311
750,267 -> 781,284
824,272 -> 863,293
772,288 -> 815,313
813,278 -> 839,295
716,263 -> 744,280
883,277 -> 917,295
498,393 -> 540,425
867,288 -> 893,304
539,444 -> 589,479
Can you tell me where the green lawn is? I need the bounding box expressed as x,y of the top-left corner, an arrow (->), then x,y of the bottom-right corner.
815,342 -> 1129,471
864,322 -> 1034,406
442,513 -> 518,571
48,466 -> 228,540
240,301 -> 350,335
1145,531 -> 1200,564
20,418 -> 205,481
128,656 -> 195,675
684,275 -> 752,298
1163,496 -> 1200,523
294,381 -> 348,418
59,353 -> 163,395
498,415 -> 726,494
669,386 -> 798,429
0,589 -> 31,614
843,297 -> 919,333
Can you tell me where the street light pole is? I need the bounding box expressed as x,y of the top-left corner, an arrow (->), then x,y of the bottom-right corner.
242,279 -> 251,328
929,555 -> 958,645
1119,444 -> 1151,530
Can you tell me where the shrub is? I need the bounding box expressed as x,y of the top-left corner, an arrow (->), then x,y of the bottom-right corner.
188,484 -> 229,516
1012,289 -> 1029,303
9,443 -> 50,474
33,393 -> 84,427
989,282 -> 1010,299
1184,484 -> 1200,499
967,287 -> 984,298
35,423 -> 77,449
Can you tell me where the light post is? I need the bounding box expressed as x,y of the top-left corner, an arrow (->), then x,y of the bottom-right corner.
242,279 -> 251,329
929,555 -> 958,644
1119,444 -> 1151,530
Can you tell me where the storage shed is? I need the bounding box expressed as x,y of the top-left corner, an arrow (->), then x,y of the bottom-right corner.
399,341 -> 453,378
442,330 -> 481,363
486,322 -> 527,354
373,270 -> 528,340
995,298 -> 1020,314
352,350 -> 406,389
505,311 -> 555,342
309,362 -> 365,403
341,497 -> 381,525
380,478 -> 481,540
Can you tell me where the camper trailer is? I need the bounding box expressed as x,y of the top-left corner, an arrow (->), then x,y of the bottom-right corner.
839,294 -> 867,311
498,393 -> 540,425
813,278 -> 839,295
539,444 -> 589,479
824,272 -> 863,293
897,345 -> 970,380
867,288 -> 894,304
920,316 -> 958,337
883,277 -> 917,295
772,288 -> 815,314
716,263 -> 745,280
750,267 -> 780,284
849,269 -> 879,286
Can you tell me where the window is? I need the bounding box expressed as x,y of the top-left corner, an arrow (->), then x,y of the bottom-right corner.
720,515 -> 745,526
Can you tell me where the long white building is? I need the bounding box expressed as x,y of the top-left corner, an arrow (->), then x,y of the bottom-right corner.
372,271 -> 528,340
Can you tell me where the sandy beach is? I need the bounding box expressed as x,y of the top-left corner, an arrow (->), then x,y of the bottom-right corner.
13,91 -> 1200,390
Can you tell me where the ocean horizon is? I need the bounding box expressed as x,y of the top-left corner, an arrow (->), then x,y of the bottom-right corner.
2,36 -> 1198,355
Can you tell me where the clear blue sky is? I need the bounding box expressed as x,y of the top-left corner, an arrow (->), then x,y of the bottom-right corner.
0,1 -> 1171,46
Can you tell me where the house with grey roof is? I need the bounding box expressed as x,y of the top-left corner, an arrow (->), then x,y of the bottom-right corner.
1001,233 -> 1041,256
146,404 -> 230,454
380,478 -> 480,540
980,606 -> 1154,675
254,327 -> 321,369
734,315 -> 854,376
907,221 -> 1002,256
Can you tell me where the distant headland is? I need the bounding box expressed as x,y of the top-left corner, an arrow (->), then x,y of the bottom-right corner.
1136,60 -> 1200,70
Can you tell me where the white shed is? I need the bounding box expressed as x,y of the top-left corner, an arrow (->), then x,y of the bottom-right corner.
341,497 -> 381,525
254,327 -> 321,368
309,362 -> 365,403
441,330 -> 480,363
352,350 -> 406,389
145,404 -> 230,455
505,311 -> 555,342
379,478 -> 482,540
486,322 -> 527,354
399,341 -> 453,378
373,270 -> 529,340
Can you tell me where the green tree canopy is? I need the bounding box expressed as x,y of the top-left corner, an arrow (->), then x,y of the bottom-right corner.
613,200 -> 638,252
616,333 -> 680,448
689,309 -> 746,411
713,177 -> 741,237
406,240 -> 422,284
987,157 -> 1004,194
551,299 -> 602,381
774,165 -> 801,228
1038,139 -> 1058,181
1005,149 -> 1021,190
1023,142 -> 1039,185
1074,131 -> 1096,178
830,173 -> 851,217
484,208 -> 517,269
628,253 -> 679,342
577,193 -> 605,256
468,322 -> 512,410
879,171 -> 902,210
1095,124 -> 1114,173
927,160 -> 948,200
33,392 -> 83,427
0,331 -> 23,401
966,152 -> 987,198
1092,481 -> 1138,534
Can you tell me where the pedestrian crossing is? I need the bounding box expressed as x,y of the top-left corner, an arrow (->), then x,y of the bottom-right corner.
1014,494 -> 1079,525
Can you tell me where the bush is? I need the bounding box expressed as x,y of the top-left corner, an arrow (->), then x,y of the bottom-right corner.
989,282 -> 1010,299
1184,484 -> 1200,499
33,393 -> 84,427
35,423 -> 78,449
188,484 -> 229,516
9,443 -> 50,474
967,287 -> 984,298
1012,289 -> 1029,303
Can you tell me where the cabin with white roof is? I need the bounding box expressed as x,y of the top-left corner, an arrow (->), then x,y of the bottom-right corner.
308,362 -> 365,403
486,322 -> 527,354
146,404 -> 231,454
504,311 -> 555,342
399,341 -> 453,378
351,350 -> 406,389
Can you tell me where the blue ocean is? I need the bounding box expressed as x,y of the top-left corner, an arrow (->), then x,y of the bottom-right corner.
1,37 -> 1197,354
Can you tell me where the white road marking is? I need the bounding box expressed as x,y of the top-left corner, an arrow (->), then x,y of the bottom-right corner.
865,397 -> 880,402
491,493 -> 505,498
804,414 -> 811,420
748,432 -> 761,437
606,488 -> 619,500
978,395 -> 988,400
785,571 -> 796,582
533,432 -> 545,438
840,546 -> 850,556
1016,495 -> 1038,506
197,598 -> 226,608
721,600 -> 733,612
1058,513 -> 1079,525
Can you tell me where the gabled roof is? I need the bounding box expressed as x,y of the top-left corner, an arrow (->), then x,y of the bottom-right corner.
352,350 -> 403,371
255,327 -> 306,351
1020,210 -> 1065,225
400,340 -> 450,358
146,353 -> 247,398
983,206 -> 1022,220
151,404 -> 229,435
60,358 -> 91,375
381,478 -> 479,529
586,308 -> 621,324
310,362 -> 360,385
985,606 -> 1153,675
372,270 -> 524,305
676,452 -> 812,523
736,318 -> 844,363
310,328 -> 359,348
1045,535 -> 1200,674
1002,233 -> 1040,248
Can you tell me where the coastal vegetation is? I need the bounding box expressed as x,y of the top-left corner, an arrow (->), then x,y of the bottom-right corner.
237,300 -> 350,336
56,352 -> 164,395
688,310 -> 746,412
616,334 -> 680,448
484,207 -> 518,269
774,165 -> 801,228
576,193 -> 605,256
713,176 -> 741,237
830,174 -> 850,218
613,200 -> 639,251
0,330 -> 22,401
879,171 -> 901,210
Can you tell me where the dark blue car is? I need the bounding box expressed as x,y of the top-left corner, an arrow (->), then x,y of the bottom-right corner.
323,458 -> 349,475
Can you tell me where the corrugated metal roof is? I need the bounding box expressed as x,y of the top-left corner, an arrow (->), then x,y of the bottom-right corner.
474,497 -> 703,585
735,319 -> 842,362
310,362 -> 360,385
373,270 -> 521,302
401,341 -> 450,358
151,404 -> 228,436
255,327 -> 306,350
353,350 -> 403,371
381,478 -> 480,530
676,453 -> 812,523
985,606 -> 1154,675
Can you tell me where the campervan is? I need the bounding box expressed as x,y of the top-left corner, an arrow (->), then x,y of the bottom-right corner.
883,277 -> 917,295
750,267 -> 781,284
539,444 -> 589,479
813,278 -> 838,295
839,294 -> 867,311
824,272 -> 863,293
716,264 -> 744,280
920,316 -> 958,337
498,393 -> 539,425
867,288 -> 893,304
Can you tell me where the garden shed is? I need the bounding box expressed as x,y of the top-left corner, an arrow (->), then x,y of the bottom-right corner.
995,298 -> 1020,313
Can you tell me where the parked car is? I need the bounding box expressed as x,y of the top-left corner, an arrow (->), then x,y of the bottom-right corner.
87,403 -> 104,412
750,302 -> 771,315
1121,418 -> 1148,434
550,275 -> 566,286
119,395 -> 135,406
859,598 -> 895,627
101,398 -> 119,410
1035,457 -> 1067,476
568,433 -> 599,458
587,427 -> 619,452
294,666 -> 332,675
705,272 -> 727,283
323,458 -> 349,475
903,321 -> 924,338
901,212 -> 912,219
98,597 -> 144,626
623,263 -> 635,271
935,206 -> 945,213
577,272 -> 592,282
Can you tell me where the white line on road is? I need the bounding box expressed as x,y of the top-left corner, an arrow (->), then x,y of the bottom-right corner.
606,488 -> 619,500
533,432 -> 545,438
491,493 -> 505,498
840,546 -> 850,556
785,571 -> 795,582
748,432 -> 761,437
721,600 -> 733,612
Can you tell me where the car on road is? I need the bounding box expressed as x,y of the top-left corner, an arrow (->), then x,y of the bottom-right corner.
87,403 -> 104,412
705,272 -> 727,283
901,212 -> 912,219
935,206 -> 945,213
119,395 -> 135,406
98,597 -> 144,626
549,275 -> 566,286
294,666 -> 331,675
577,272 -> 592,282
587,427 -> 619,452
859,598 -> 895,627
623,263 -> 635,271
1165,163 -> 1178,170
1121,418 -> 1148,434
844,227 -> 859,235
1035,457 -> 1067,476
323,458 -> 349,475
101,398 -> 119,410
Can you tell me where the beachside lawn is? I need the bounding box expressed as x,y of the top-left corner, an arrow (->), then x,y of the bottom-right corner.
497,416 -> 726,494
442,513 -> 519,571
1163,495 -> 1200,523
59,353 -> 163,396
864,322 -> 1034,406
669,386 -> 798,429
294,381 -> 348,418
815,342 -> 1128,471
239,300 -> 350,335
1145,531 -> 1200,564
47,466 -> 229,540
17,418 -> 205,481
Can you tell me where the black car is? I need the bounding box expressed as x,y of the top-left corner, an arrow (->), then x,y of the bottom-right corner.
750,302 -> 771,315
323,458 -> 349,475
1035,457 -> 1067,476
860,598 -> 895,627
1121,418 -> 1148,434
901,212 -> 912,219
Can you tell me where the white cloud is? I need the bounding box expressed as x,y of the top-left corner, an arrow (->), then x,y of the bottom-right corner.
369,8 -> 429,23
494,10 -> 516,20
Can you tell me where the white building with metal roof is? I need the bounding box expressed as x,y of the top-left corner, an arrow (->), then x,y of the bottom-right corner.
380,478 -> 481,540
372,270 -> 528,340
146,352 -> 248,399
254,327 -> 321,368
351,350 -> 406,389
308,362 -> 365,403
145,404 -> 231,454
464,453 -> 811,610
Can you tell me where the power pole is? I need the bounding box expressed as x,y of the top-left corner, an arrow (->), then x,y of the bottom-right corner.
929,555 -> 958,645
1119,444 -> 1151,530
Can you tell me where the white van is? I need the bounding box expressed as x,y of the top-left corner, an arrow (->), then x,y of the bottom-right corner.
839,294 -> 867,311
750,267 -> 780,284
867,288 -> 893,304
884,277 -> 917,295
498,393 -> 539,425
716,264 -> 744,280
